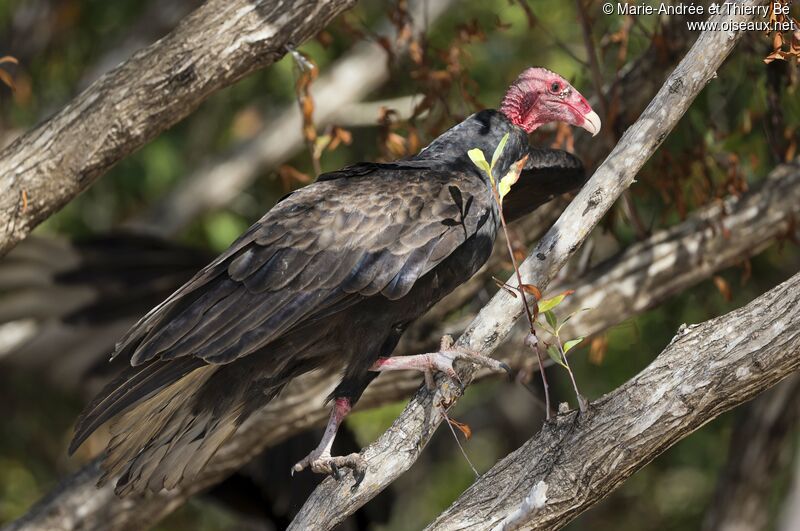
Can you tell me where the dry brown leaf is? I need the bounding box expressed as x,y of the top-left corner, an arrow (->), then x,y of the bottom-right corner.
446,417 -> 472,440
520,284 -> 542,300
492,277 -> 518,298
0,68 -> 15,91
327,125 -> 352,151
713,275 -> 733,302
277,165 -> 312,191
588,335 -> 608,365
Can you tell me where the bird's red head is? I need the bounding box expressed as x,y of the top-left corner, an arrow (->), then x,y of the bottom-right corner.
500,67 -> 601,136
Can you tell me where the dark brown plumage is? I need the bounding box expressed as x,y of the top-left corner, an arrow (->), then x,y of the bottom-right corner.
68,68 -> 598,495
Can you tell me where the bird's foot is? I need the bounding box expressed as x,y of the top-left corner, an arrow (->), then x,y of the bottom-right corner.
371,335 -> 512,391
292,450 -> 367,484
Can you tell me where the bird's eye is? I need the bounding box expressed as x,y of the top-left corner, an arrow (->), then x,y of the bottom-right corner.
550,82 -> 560,93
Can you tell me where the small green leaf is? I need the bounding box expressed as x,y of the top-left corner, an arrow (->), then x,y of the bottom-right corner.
547,345 -> 566,367
491,133 -> 510,169
468,148 -> 493,183
544,310 -> 557,330
498,179 -> 510,199
537,290 -> 575,313
563,337 -> 584,354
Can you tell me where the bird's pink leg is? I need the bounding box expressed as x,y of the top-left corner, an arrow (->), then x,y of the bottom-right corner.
369,336 -> 511,390
291,398 -> 366,481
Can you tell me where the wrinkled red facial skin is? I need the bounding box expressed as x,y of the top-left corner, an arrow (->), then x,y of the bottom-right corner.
500,68 -> 594,133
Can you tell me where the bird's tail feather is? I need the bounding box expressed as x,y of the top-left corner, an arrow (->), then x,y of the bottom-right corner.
69,357 -> 205,455
97,364 -> 240,495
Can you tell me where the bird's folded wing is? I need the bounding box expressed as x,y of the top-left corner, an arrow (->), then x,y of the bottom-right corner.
114,165 -> 492,367
501,147 -> 586,223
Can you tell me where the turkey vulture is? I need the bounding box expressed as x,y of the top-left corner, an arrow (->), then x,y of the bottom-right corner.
69,67 -> 600,495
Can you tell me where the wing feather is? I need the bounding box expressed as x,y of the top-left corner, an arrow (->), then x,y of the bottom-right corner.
114,166 -> 492,368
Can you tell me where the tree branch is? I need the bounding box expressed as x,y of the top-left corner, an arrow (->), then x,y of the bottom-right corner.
0,0 -> 358,256
288,1 -> 769,528
428,271 -> 800,530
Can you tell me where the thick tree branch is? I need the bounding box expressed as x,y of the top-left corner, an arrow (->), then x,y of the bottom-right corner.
428,271 -> 800,530
289,2 -> 769,528
0,0 -> 357,256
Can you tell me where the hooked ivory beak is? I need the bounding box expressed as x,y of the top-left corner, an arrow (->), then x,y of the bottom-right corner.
581,110 -> 602,137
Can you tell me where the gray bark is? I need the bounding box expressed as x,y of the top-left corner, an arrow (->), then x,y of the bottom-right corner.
0,0 -> 357,256
288,2 -> 770,528
428,271 -> 800,530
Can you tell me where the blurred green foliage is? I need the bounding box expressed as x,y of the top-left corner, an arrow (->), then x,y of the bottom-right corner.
0,0 -> 798,529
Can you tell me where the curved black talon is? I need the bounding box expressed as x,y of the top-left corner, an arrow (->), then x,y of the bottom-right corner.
330,462 -> 342,481
500,362 -> 513,378
350,468 -> 366,492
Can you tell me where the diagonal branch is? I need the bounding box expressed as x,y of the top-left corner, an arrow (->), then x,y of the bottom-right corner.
429,271 -> 800,530
289,1 -> 770,528
0,0 -> 358,256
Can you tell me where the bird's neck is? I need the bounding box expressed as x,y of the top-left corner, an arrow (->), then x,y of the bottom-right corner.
415,110 -> 528,179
